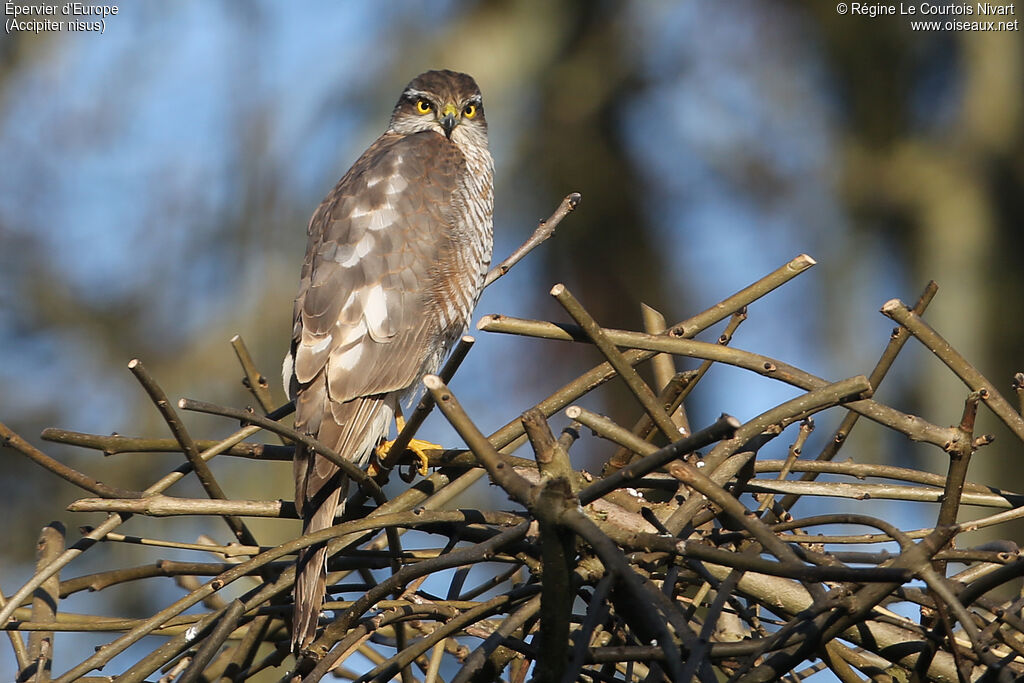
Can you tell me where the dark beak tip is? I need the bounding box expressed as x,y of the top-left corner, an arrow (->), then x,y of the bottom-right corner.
441,114 -> 457,138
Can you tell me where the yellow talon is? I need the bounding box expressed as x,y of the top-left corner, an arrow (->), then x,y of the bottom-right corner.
373,414 -> 441,476
375,437 -> 439,476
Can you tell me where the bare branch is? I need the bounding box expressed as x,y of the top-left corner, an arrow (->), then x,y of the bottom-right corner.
0,422 -> 142,499
230,335 -> 276,414
483,193 -> 580,288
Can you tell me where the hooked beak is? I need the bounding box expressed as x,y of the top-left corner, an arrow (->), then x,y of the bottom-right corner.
439,103 -> 459,139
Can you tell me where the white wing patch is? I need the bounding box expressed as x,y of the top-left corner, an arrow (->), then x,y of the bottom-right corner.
335,244 -> 360,268
355,233 -> 375,258
363,284 -> 392,341
281,351 -> 295,398
335,323 -> 366,348
293,332 -> 335,384
385,175 -> 408,195
337,290 -> 360,316
334,342 -> 364,371
333,232 -> 377,268
367,206 -> 398,231
308,334 -> 333,354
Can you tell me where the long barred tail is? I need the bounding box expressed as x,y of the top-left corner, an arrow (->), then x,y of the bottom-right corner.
291,471 -> 345,652
290,384 -> 393,653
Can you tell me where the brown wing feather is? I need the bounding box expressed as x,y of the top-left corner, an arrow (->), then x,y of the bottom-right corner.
289,130 -> 469,651
293,131 -> 466,399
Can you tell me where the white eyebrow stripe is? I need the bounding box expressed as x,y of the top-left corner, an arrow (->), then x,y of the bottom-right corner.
402,89 -> 432,100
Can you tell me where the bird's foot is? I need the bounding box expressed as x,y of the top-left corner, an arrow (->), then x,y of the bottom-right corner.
373,437 -> 438,476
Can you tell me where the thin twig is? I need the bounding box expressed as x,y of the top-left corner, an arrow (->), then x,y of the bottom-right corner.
230,335 -> 276,414
39,429 -> 291,460
603,371 -> 694,475
483,193 -> 580,288
882,298 -> 1024,443
0,422 -> 142,499
424,375 -> 535,505
67,495 -> 295,518
79,531 -> 261,558
742,480 -> 1019,508
640,303 -> 679,398
576,414 -> 740,505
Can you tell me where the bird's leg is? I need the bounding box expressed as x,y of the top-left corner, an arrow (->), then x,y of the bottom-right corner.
373,406 -> 440,476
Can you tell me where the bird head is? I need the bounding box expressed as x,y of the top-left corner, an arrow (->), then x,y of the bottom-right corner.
389,70 -> 487,145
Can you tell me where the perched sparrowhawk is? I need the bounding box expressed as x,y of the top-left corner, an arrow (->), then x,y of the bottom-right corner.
283,70 -> 494,651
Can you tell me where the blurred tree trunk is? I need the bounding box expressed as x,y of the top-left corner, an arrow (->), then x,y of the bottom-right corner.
530,1 -> 670,328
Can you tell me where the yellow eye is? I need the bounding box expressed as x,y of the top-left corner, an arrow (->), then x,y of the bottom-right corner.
463,103 -> 477,119
415,99 -> 432,115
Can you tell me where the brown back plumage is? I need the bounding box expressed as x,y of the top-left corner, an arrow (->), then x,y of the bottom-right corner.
286,70 -> 494,652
